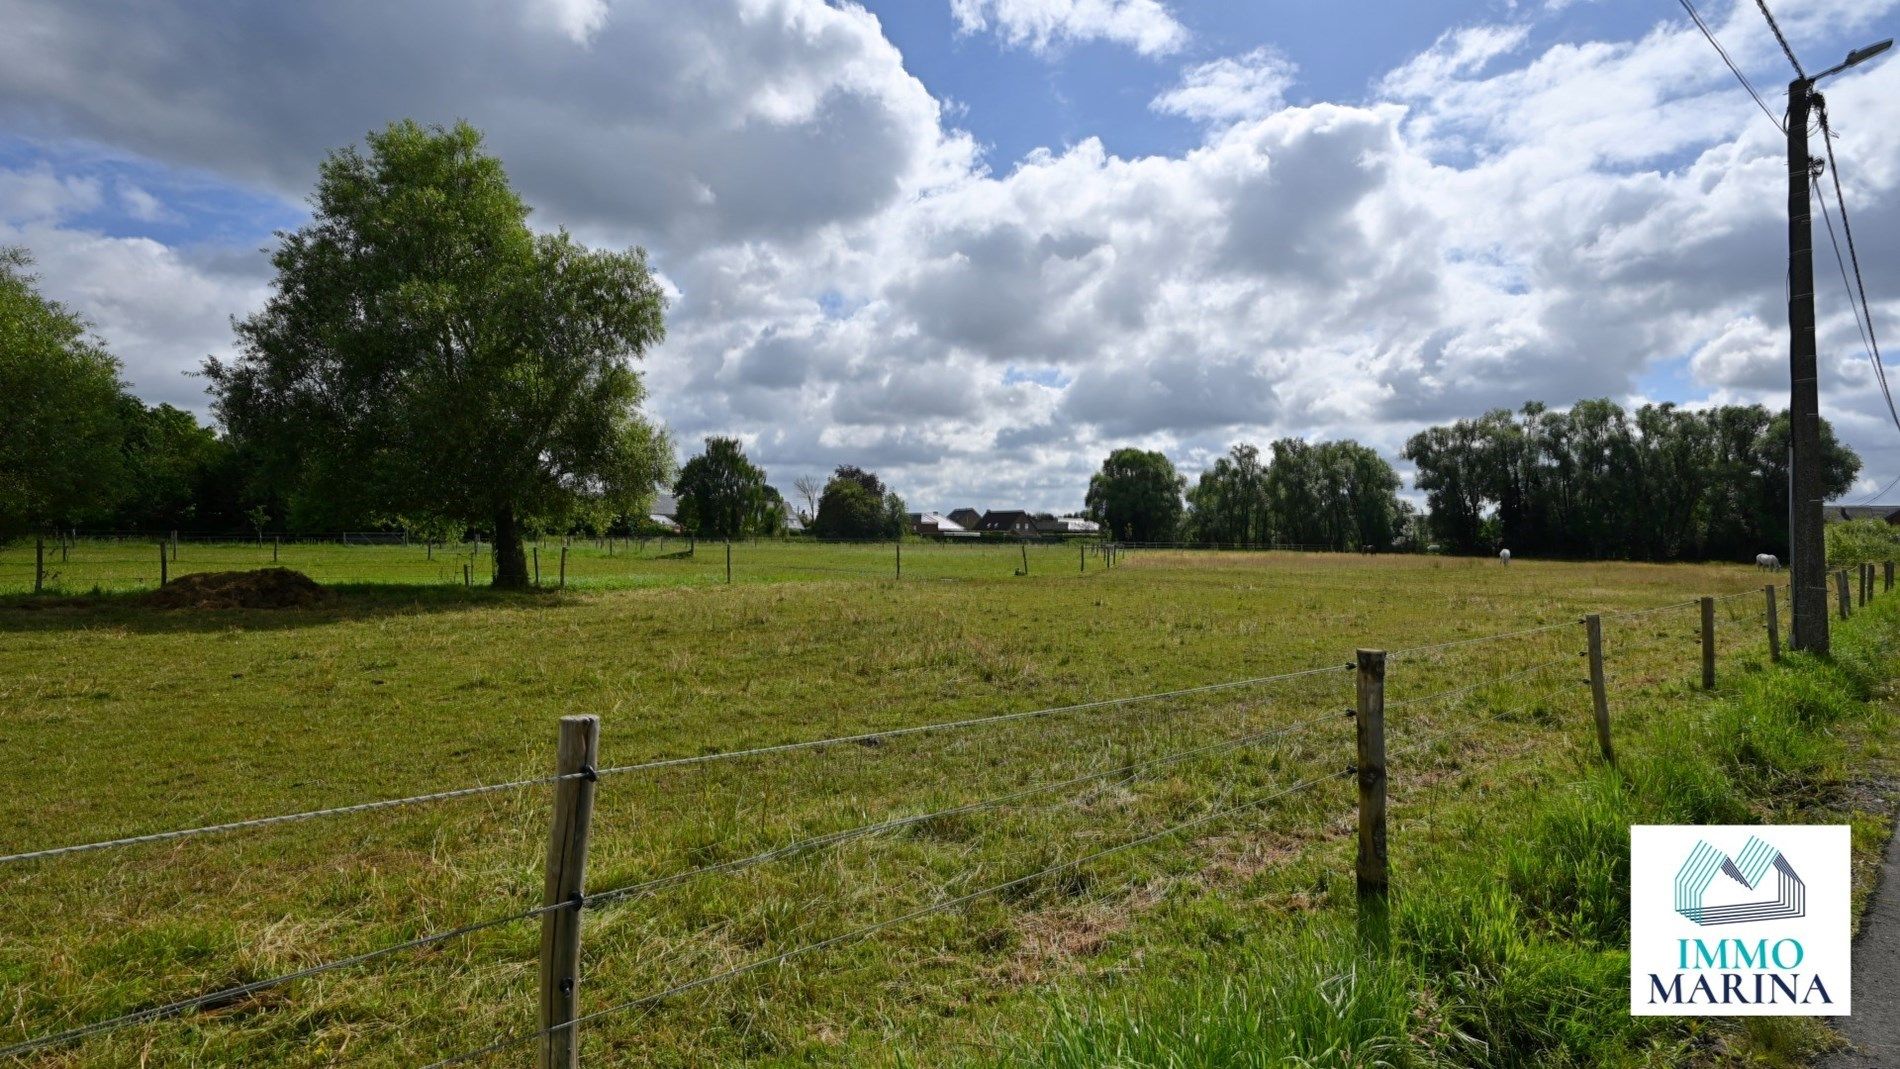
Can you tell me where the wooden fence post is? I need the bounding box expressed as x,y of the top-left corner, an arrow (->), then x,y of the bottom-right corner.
34,537 -> 44,595
1699,596 -> 1716,690
1020,542 -> 1030,576
1080,542 -> 1085,573
170,530 -> 178,561
560,546 -> 568,590
533,546 -> 542,588
1886,560 -> 1894,593
539,715 -> 599,1069
1585,614 -> 1612,764
894,539 -> 901,580
158,542 -> 168,587
1354,648 -> 1389,951
1836,570 -> 1851,619
1765,585 -> 1781,663
726,541 -> 733,584
463,563 -> 471,588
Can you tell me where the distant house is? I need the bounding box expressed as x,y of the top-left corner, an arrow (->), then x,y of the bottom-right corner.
947,507 -> 983,531
1036,515 -> 1101,536
909,511 -> 971,537
977,510 -> 1038,536
1826,504 -> 1900,524
648,493 -> 683,533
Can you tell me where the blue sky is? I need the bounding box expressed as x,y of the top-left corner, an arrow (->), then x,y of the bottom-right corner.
1,0 -> 1897,510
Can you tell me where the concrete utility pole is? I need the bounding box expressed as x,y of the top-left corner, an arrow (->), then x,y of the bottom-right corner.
1787,77 -> 1828,654
1784,36 -> 1893,653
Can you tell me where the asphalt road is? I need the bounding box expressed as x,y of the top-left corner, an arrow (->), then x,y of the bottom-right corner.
1822,819 -> 1900,1067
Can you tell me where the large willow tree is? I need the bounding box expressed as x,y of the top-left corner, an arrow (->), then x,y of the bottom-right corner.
208,121 -> 669,587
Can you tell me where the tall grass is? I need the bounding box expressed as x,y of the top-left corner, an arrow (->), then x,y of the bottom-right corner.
988,600 -> 1900,1069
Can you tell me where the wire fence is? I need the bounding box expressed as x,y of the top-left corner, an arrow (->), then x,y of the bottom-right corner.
0,535 -> 1121,595
0,563 -> 1887,1065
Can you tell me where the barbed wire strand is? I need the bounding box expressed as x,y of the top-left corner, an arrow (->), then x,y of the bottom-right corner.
1383,656 -> 1572,712
0,901 -> 568,1059
592,663 -> 1349,779
0,771 -> 589,867
421,766 -> 1351,1069
583,708 -> 1339,912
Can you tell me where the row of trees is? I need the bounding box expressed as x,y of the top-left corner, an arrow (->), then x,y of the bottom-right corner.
1403,400 -> 1859,559
1,248 -> 278,540
669,440 -> 905,541
1082,441 -> 1409,551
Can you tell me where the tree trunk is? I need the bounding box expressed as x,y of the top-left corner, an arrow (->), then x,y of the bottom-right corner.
492,505 -> 530,589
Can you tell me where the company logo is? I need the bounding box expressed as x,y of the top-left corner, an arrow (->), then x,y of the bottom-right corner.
1674,836 -> 1805,926
1630,825 -> 1849,1016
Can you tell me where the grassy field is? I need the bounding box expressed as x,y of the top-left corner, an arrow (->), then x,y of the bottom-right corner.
0,550 -> 1889,1067
0,537 -> 1098,593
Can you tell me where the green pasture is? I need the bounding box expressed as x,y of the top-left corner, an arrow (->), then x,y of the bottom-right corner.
0,550 -> 1887,1067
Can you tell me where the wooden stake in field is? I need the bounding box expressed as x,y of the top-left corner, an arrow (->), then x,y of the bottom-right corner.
1836,570 -> 1851,619
1886,560 -> 1894,593
1699,596 -> 1715,690
1584,614 -> 1612,764
895,539 -> 901,580
539,715 -> 599,1069
158,542 -> 168,587
726,541 -> 733,584
1354,648 -> 1388,952
34,537 -> 44,595
559,546 -> 568,589
1765,585 -> 1781,663
1020,542 -> 1030,576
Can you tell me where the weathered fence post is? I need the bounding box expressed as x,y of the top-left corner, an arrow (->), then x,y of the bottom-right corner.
1836,570 -> 1851,619
1354,648 -> 1389,951
1020,542 -> 1030,576
534,546 -> 542,588
560,546 -> 568,590
1585,614 -> 1612,764
34,537 -> 44,595
1699,596 -> 1716,690
170,530 -> 178,561
1886,560 -> 1894,593
1858,564 -> 1869,608
158,542 -> 168,587
726,541 -> 733,585
1765,585 -> 1781,663
463,563 -> 471,588
894,539 -> 901,580
539,715 -> 599,1069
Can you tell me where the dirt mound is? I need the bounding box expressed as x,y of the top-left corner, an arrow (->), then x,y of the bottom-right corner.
140,568 -> 334,610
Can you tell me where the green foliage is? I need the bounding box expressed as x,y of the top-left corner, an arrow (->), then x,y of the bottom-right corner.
0,247 -> 130,539
1086,448 -> 1185,542
206,120 -> 669,587
1825,518 -> 1900,569
1404,400 -> 1859,559
813,465 -> 905,539
115,402 -> 230,532
674,437 -> 778,539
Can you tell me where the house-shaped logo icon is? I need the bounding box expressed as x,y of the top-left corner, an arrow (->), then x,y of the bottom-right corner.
1674,836 -> 1806,927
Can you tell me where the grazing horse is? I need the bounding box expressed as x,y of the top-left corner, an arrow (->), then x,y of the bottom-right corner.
1499,548 -> 1511,566
1756,553 -> 1781,571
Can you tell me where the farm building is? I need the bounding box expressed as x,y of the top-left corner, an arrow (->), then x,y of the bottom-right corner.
1825,503 -> 1900,524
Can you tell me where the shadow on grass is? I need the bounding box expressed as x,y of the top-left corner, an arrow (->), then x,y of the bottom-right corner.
0,582 -> 585,634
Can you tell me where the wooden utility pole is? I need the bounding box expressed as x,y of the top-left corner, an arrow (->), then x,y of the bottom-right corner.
1787,77 -> 1830,655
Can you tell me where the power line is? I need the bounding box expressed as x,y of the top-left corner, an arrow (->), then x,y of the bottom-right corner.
1675,0 -> 1783,130
1815,97 -> 1899,438
1751,0 -> 1807,79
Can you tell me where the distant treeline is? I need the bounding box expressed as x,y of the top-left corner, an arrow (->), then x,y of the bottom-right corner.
1403,400 -> 1858,560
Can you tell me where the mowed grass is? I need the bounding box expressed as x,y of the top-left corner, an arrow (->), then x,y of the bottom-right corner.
0,537 -> 1095,594
0,550 -> 1853,1067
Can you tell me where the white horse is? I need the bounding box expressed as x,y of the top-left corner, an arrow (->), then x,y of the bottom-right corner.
1756,553 -> 1781,571
1499,548 -> 1511,566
